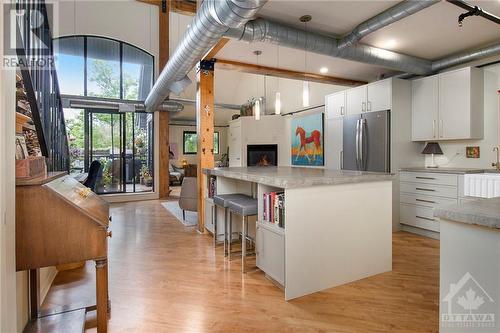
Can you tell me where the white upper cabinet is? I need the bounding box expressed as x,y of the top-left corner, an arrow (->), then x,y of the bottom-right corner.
325,91 -> 345,119
438,67 -> 483,140
344,79 -> 392,115
345,85 -> 367,115
367,79 -> 392,112
412,75 -> 439,141
411,67 -> 484,141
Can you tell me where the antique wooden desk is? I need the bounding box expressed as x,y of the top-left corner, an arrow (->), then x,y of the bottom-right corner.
16,172 -> 111,332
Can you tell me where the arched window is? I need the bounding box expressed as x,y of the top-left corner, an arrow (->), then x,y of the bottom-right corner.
53,36 -> 154,101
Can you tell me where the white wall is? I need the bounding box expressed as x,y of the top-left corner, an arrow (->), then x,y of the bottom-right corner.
427,65 -> 500,168
0,4 -> 20,330
169,124 -> 228,166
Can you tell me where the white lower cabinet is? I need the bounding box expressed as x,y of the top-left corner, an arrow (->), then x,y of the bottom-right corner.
399,171 -> 459,235
256,221 -> 285,286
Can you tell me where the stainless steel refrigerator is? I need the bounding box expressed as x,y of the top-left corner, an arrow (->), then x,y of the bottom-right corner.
342,110 -> 390,172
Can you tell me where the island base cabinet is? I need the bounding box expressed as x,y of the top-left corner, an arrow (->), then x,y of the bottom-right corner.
256,222 -> 285,287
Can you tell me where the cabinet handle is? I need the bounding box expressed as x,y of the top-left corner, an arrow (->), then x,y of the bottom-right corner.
362,102 -> 366,112
340,151 -> 344,169
416,187 -> 435,192
367,101 -> 372,111
340,106 -> 344,116
416,176 -> 435,180
416,215 -> 435,222
416,198 -> 435,204
440,120 -> 444,138
432,120 -> 436,138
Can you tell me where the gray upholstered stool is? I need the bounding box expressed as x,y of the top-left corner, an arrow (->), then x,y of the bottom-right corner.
226,196 -> 258,273
212,194 -> 249,252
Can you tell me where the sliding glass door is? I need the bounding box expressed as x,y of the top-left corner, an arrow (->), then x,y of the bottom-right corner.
86,110 -> 126,194
83,109 -> 154,194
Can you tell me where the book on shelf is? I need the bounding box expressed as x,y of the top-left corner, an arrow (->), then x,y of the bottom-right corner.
262,191 -> 285,228
208,176 -> 217,198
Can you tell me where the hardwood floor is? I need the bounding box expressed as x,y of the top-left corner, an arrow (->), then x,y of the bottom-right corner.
42,200 -> 440,333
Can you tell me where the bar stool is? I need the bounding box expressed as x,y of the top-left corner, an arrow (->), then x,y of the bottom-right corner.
212,194 -> 249,252
226,196 -> 258,273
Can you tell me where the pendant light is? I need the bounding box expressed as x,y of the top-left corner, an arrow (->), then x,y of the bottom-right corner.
300,15 -> 311,108
253,50 -> 262,120
275,45 -> 281,115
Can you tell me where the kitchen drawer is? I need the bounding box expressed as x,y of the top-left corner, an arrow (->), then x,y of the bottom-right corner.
400,193 -> 457,209
400,204 -> 440,232
400,182 -> 458,198
400,172 -> 458,186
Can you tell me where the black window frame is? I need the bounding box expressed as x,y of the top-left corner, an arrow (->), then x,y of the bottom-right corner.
182,131 -> 220,155
183,131 -> 198,155
53,35 -> 154,101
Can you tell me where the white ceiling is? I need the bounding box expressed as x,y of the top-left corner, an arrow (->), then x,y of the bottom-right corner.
167,1 -> 500,123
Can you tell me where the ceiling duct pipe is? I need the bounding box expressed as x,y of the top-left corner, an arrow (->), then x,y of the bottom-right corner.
62,95 -> 184,112
432,42 -> 500,72
144,0 -> 268,112
337,0 -> 439,49
226,18 -> 433,75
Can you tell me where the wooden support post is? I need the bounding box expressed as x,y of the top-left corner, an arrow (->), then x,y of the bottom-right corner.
95,258 -> 109,333
158,0 -> 170,198
196,60 -> 215,233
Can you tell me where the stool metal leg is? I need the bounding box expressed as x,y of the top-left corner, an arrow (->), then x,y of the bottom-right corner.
242,215 -> 247,273
224,208 -> 228,257
228,211 -> 232,260
213,205 -> 217,247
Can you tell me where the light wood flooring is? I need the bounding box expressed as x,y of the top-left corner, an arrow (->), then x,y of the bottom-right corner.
42,200 -> 440,333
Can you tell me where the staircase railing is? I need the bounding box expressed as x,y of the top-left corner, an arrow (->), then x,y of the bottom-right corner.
16,0 -> 69,172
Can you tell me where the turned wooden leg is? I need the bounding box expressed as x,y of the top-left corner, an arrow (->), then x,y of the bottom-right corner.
95,258 -> 108,333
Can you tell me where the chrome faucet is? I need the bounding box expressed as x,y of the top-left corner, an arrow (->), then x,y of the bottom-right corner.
493,147 -> 500,171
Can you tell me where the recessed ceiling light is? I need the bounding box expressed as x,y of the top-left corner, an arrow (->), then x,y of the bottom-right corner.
320,67 -> 328,74
384,39 -> 397,49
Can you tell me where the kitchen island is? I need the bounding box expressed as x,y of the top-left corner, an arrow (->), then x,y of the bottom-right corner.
203,167 -> 394,300
435,199 -> 500,332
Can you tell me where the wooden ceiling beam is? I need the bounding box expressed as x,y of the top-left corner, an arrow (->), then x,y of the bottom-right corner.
170,0 -> 196,15
203,38 -> 230,60
214,58 -> 367,87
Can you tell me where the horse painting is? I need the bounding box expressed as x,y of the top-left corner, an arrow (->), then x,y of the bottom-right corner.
294,127 -> 321,163
291,113 -> 324,166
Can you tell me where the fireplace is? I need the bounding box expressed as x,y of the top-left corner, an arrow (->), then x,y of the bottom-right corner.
247,144 -> 278,166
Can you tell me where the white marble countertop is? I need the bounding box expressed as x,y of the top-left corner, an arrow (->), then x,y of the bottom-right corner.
434,198 -> 500,229
203,166 -> 394,189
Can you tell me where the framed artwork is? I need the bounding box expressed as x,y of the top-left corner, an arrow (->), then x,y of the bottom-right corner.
466,146 -> 480,158
15,134 -> 28,160
291,113 -> 324,166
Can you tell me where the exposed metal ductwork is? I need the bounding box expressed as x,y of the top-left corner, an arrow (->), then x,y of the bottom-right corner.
226,17 -> 500,77
145,0 -> 268,112
432,42 -> 500,72
225,18 -> 433,75
61,95 -> 184,113
337,0 -> 439,49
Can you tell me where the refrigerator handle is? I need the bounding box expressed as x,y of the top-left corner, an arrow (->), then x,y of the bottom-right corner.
359,119 -> 366,171
355,119 -> 360,170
